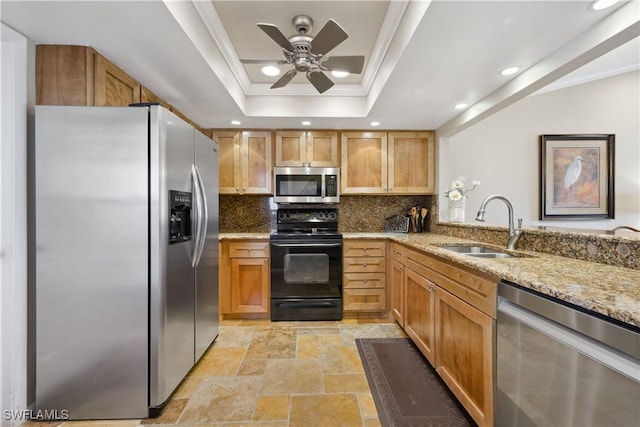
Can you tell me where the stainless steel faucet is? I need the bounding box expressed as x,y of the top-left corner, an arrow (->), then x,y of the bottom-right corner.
475,194 -> 523,250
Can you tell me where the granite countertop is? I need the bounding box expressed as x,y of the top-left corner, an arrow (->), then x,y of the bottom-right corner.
219,232 -> 640,328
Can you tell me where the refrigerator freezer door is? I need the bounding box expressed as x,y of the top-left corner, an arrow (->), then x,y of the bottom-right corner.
149,107 -> 196,408
194,130 -> 220,361
35,106 -> 149,418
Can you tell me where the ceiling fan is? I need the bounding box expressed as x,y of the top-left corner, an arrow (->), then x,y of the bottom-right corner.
240,15 -> 365,94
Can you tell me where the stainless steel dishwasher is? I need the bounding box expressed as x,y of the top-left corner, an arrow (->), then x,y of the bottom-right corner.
496,281 -> 640,426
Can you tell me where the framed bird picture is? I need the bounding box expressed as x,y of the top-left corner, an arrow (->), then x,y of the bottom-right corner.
539,134 -> 615,220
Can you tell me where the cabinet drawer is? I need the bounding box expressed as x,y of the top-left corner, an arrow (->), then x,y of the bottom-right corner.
343,288 -> 386,311
343,272 -> 386,289
228,241 -> 269,258
390,243 -> 405,262
343,256 -> 386,273
344,240 -> 386,257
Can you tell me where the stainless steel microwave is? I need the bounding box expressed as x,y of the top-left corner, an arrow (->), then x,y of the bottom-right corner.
273,166 -> 339,203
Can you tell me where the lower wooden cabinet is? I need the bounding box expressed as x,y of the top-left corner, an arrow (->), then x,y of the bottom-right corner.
399,246 -> 497,427
343,240 -> 386,314
388,243 -> 405,327
436,287 -> 494,427
403,267 -> 436,365
219,240 -> 270,317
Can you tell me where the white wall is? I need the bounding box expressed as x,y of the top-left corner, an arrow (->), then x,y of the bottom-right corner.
438,70 -> 640,230
1,23 -> 32,426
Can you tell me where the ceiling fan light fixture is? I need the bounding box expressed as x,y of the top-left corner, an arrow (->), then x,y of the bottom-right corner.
331,70 -> 349,78
261,65 -> 281,76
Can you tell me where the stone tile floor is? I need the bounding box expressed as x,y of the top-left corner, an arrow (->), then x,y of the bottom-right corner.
25,318 -> 406,427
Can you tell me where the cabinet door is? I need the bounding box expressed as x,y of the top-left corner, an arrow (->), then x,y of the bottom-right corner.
389,259 -> 405,327
213,131 -> 242,194
436,288 -> 494,427
307,131 -> 338,167
341,132 -> 387,194
230,257 -> 269,313
388,131 -> 435,194
36,45 -> 93,106
242,131 -> 272,194
140,86 -> 170,109
404,268 -> 436,364
275,131 -> 306,166
94,54 -> 140,106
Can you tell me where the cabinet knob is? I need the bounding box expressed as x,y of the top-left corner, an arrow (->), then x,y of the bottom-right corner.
363,263 -> 368,268
364,278 -> 368,283
363,296 -> 368,303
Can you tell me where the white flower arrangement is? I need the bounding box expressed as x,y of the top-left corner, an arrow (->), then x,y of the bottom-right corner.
444,177 -> 480,201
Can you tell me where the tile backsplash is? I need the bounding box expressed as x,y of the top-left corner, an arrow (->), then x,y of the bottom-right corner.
219,195 -> 434,233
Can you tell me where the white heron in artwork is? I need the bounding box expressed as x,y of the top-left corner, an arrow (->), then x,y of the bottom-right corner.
564,155 -> 585,199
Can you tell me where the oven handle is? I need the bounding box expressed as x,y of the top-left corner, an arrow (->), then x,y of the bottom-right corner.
275,301 -> 339,309
271,242 -> 342,248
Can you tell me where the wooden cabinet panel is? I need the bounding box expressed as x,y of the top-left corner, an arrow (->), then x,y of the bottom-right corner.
343,257 -> 386,274
230,258 -> 269,313
275,131 -> 338,167
388,131 -> 435,194
275,131 -> 306,166
36,45 -> 93,105
343,288 -> 386,311
343,239 -> 386,314
436,288 -> 494,427
404,268 -> 436,364
242,131 -> 272,194
212,131 -> 241,194
341,132 -> 387,194
219,240 -> 270,317
94,54 -> 140,106
307,131 -> 338,167
343,240 -> 386,257
389,258 -> 405,327
228,241 -> 269,258
343,272 -> 386,289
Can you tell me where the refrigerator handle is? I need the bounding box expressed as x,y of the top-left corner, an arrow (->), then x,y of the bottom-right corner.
191,165 -> 203,267
193,164 -> 208,267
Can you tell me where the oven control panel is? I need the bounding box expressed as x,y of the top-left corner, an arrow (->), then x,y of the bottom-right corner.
277,208 -> 337,224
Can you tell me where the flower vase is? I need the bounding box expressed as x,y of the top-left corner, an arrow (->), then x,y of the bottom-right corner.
448,198 -> 466,222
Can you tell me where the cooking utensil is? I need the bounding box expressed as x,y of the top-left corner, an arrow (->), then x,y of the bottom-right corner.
421,208 -> 428,232
410,207 -> 417,232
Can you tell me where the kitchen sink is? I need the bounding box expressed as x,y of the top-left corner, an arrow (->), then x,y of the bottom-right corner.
439,245 -> 514,258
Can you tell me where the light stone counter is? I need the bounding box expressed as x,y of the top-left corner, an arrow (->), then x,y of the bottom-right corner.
345,232 -> 640,328
219,232 -> 640,328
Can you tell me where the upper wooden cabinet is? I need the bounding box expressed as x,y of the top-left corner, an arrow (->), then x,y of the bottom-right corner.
341,131 -> 435,195
93,53 -> 140,106
388,132 -> 435,194
212,130 -> 272,195
275,131 -> 339,167
341,132 -> 388,194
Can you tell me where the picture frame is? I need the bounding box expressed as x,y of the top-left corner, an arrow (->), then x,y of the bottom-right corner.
539,134 -> 614,220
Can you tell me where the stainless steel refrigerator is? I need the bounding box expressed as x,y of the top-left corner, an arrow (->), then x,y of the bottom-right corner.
34,105 -> 219,419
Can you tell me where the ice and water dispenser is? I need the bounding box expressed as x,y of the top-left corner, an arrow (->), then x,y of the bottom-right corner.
169,190 -> 192,243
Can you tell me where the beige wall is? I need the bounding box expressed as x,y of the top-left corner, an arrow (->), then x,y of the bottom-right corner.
439,70 -> 640,230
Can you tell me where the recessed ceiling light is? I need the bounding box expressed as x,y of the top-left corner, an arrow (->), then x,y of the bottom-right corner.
231,120 -> 241,125
261,65 -> 280,76
301,121 -> 311,126
454,103 -> 468,110
589,0 -> 619,11
500,66 -> 520,76
331,70 -> 349,78
370,121 -> 380,127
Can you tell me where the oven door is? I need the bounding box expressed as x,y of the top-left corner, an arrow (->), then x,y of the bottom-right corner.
270,238 -> 343,320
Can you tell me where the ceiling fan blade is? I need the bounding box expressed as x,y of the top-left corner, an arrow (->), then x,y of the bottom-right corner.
257,23 -> 295,52
306,71 -> 334,94
240,59 -> 288,65
310,19 -> 348,55
321,56 -> 365,74
271,69 -> 297,89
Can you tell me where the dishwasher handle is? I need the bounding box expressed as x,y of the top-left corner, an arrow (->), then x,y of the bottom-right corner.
499,297 -> 640,382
